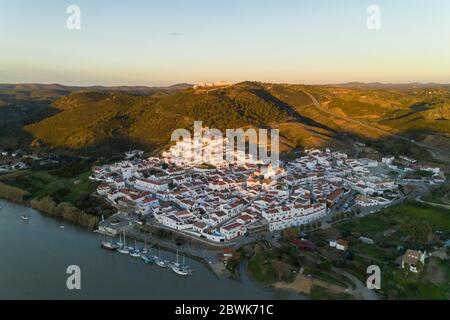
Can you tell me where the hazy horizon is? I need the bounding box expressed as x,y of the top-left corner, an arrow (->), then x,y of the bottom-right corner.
1,0 -> 449,86
1,80 -> 450,88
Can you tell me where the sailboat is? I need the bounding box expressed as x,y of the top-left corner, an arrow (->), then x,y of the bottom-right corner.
117,231 -> 130,254
141,236 -> 149,256
169,250 -> 189,276
154,247 -> 168,268
101,234 -> 117,251
129,239 -> 141,258
115,233 -> 124,248
141,253 -> 154,264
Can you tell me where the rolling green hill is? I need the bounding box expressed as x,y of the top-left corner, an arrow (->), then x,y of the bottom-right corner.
1,82 -> 449,163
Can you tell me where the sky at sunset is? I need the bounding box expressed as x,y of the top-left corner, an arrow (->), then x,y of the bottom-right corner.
1,0 -> 449,86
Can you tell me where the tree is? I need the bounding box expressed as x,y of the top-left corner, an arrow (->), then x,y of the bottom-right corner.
282,227 -> 298,241
403,219 -> 433,247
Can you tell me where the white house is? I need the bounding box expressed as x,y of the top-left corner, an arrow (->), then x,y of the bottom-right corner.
330,239 -> 348,251
134,177 -> 169,192
136,196 -> 159,214
97,184 -> 111,196
193,221 -> 209,233
356,195 -> 391,207
156,214 -> 192,231
220,222 -> 246,240
401,249 -> 426,273
382,156 -> 395,165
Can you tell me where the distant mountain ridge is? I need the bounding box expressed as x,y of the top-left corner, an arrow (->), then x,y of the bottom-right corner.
0,83 -> 193,95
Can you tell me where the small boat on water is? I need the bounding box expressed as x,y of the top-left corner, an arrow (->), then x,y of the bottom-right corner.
101,234 -> 117,251
154,247 -> 170,268
101,241 -> 117,251
169,250 -> 190,276
141,255 -> 154,265
117,247 -> 130,254
155,257 -> 169,268
141,236 -> 150,255
129,239 -> 141,258
115,233 -> 124,248
117,231 -> 130,254
21,215 -> 29,221
130,249 -> 141,258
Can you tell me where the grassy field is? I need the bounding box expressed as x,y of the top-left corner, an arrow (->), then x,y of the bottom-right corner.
336,215 -> 391,235
337,201 -> 450,234
247,244 -> 302,285
382,257 -> 449,300
331,201 -> 450,299
386,202 -> 450,232
8,170 -> 96,204
247,250 -> 279,285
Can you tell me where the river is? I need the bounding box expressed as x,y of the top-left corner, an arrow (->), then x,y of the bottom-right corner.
0,199 -> 305,300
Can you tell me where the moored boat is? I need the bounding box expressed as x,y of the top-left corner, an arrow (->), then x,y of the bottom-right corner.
154,247 -> 168,267
129,239 -> 141,258
101,241 -> 117,251
101,235 -> 117,251
170,263 -> 189,276
117,231 -> 130,254
141,236 -> 150,255
169,250 -> 190,276
117,247 -> 130,254
155,257 -> 169,268
141,255 -> 154,264
130,249 -> 141,258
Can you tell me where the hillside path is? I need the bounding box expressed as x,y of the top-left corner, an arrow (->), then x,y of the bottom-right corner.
303,90 -> 450,162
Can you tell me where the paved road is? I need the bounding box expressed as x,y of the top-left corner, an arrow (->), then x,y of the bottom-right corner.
415,196 -> 450,210
331,267 -> 379,300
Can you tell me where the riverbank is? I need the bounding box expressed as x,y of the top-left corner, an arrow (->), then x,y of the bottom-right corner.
124,226 -> 232,278
0,170 -> 102,230
0,181 -> 29,204
29,196 -> 99,229
0,181 -> 99,229
1,198 -> 300,300
0,173 -> 232,278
